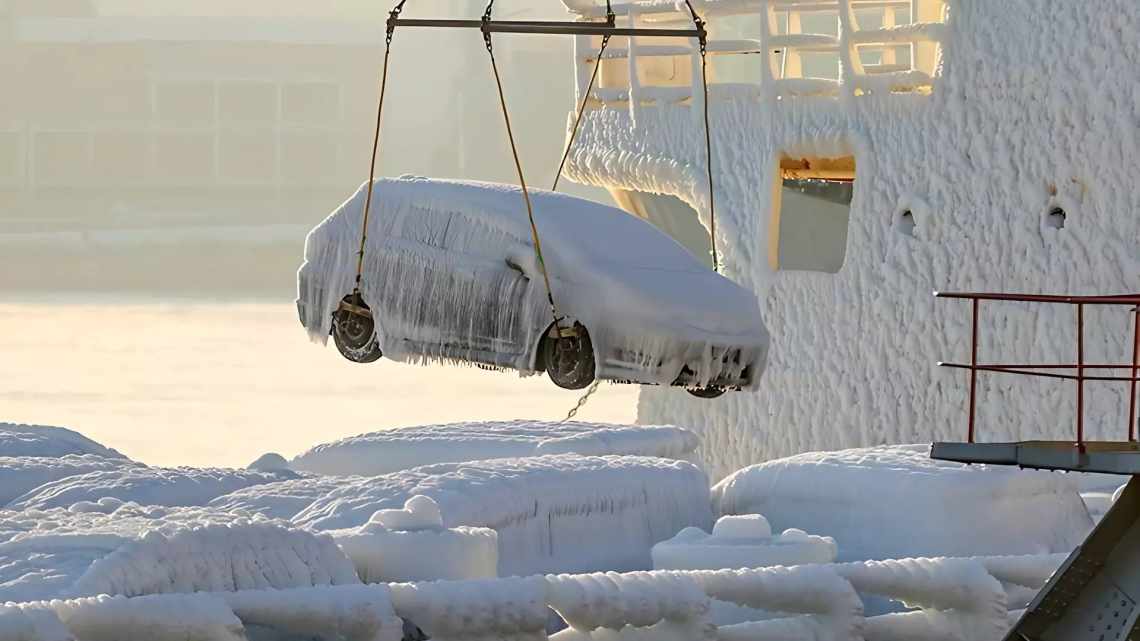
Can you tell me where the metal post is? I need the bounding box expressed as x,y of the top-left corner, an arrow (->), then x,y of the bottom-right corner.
1129,306 -> 1139,442
968,298 -> 979,443
1077,303 -> 1085,449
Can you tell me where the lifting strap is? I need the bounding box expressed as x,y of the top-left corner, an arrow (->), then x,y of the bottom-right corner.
353,0 -> 408,294
552,0 -> 614,192
680,0 -> 718,272
482,1 -> 566,338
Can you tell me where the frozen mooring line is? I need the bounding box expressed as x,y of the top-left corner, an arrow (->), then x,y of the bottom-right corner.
1,553 -> 1064,641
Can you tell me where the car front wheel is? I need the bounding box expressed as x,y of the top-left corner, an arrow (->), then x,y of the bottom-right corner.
332,295 -> 383,364
543,323 -> 596,390
686,386 -> 726,399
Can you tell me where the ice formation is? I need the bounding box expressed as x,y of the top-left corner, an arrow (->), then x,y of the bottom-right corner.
0,423 -> 127,459
332,496 -> 499,582
7,465 -> 299,511
652,514 -> 837,571
290,420 -> 699,476
208,474 -> 371,520
712,445 -> 1093,561
555,0 -> 1140,480
0,503 -> 357,602
0,455 -> 143,507
292,454 -> 714,576
297,176 -> 768,388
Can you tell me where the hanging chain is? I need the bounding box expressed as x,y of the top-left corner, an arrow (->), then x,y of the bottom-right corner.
563,380 -> 601,422
483,6 -> 565,340
353,2 -> 407,295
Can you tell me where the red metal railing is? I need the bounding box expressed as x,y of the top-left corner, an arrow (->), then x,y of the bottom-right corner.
936,292 -> 1140,447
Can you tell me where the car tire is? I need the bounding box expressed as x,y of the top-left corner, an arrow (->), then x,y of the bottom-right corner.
332,297 -> 383,364
543,323 -> 596,390
686,386 -> 726,399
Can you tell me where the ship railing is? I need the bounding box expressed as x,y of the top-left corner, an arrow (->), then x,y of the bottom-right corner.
3,553 -> 1064,641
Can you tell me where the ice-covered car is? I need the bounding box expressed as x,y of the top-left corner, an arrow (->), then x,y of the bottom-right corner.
297,177 -> 768,397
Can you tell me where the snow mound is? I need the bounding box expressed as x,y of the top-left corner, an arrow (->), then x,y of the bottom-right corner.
290,420 -> 700,476
713,445 -> 1093,562
293,454 -> 713,576
332,496 -> 499,582
208,474 -> 370,520
0,423 -> 127,459
652,515 -> 837,571
8,465 -> 299,511
0,503 -> 357,603
0,455 -> 143,507
247,452 -> 290,472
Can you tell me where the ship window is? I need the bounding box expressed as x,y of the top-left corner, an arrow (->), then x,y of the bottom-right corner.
769,156 -> 855,273
1045,207 -> 1066,230
0,132 -> 23,184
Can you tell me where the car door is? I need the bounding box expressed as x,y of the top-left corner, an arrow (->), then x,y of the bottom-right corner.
438,213 -> 544,368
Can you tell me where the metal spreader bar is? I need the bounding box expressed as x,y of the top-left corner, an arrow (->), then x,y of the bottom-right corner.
390,17 -> 703,38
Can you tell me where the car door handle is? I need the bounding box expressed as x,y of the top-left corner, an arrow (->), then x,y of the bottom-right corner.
505,257 -> 529,279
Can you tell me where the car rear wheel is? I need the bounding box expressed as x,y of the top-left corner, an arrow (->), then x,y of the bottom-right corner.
686,386 -> 726,399
543,324 -> 596,390
332,294 -> 383,364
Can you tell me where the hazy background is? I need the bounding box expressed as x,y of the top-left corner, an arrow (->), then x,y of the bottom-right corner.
0,0 -> 637,466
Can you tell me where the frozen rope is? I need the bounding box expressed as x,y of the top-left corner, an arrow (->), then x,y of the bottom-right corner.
552,1 -> 614,192
482,5 -> 564,337
680,0 -> 717,272
353,1 -> 407,293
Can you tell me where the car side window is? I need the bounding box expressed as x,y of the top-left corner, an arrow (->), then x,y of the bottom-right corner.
440,214 -> 522,262
387,204 -> 453,250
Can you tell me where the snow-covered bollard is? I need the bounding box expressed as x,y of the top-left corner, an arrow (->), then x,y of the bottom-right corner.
652,515 -> 837,627
333,495 -> 498,583
652,514 -> 837,571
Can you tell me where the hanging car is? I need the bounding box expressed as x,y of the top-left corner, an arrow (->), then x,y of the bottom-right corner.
296,176 -> 768,397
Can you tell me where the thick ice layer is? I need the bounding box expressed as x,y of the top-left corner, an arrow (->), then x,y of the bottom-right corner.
0,423 -> 127,459
713,445 -> 1093,561
290,420 -> 699,476
652,515 -> 837,571
8,465 -> 299,511
0,455 -> 143,507
297,176 -> 768,388
331,496 -> 499,582
293,454 -> 714,576
0,503 -> 357,602
208,474 -> 369,520
558,1 -> 1140,480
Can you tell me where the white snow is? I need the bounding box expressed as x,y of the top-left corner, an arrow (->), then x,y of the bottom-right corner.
0,503 -> 356,602
208,474 -> 368,520
7,465 -> 299,511
290,420 -> 699,476
293,454 -> 714,576
333,496 -> 499,582
297,176 -> 768,388
0,455 -> 143,507
652,515 -> 837,571
557,0 -> 1140,480
712,445 -> 1093,562
0,423 -> 127,459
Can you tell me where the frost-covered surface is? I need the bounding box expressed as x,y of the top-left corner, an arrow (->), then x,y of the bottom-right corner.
291,420 -> 699,476
0,503 -> 358,602
208,474 -> 366,520
7,465 -> 299,511
0,423 -> 127,460
652,514 -> 837,571
0,455 -> 142,507
712,445 -> 1092,561
297,176 -> 768,388
293,454 -> 713,576
331,495 -> 499,582
559,1 -> 1140,480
